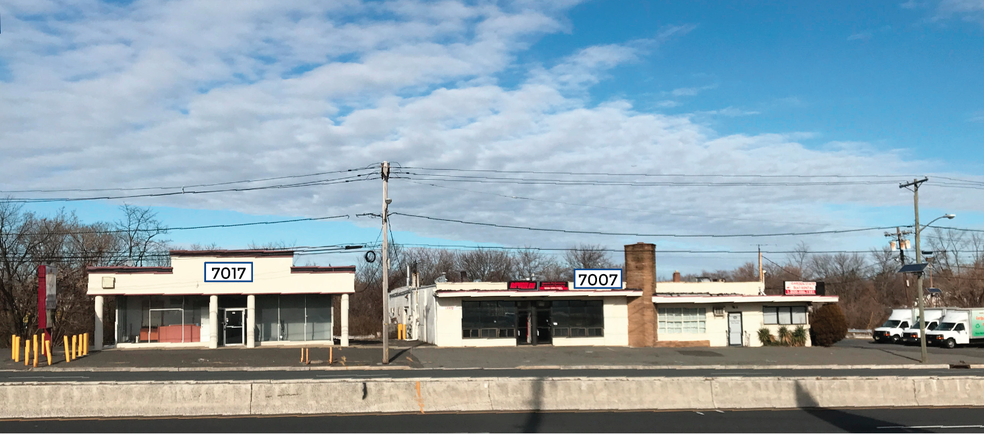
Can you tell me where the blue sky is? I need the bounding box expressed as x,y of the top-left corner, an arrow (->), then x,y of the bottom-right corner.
0,0 -> 982,275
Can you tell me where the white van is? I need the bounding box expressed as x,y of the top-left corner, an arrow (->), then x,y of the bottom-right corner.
927,309 -> 984,349
901,308 -> 947,345
873,308 -> 914,344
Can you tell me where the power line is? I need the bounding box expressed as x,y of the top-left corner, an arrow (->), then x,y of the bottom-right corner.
397,166 -> 916,179
0,166 -> 378,195
2,174 -> 373,203
11,215 -> 351,236
381,212 -> 904,238
393,173 -> 903,187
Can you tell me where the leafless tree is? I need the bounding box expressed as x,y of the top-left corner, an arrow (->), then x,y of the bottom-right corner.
115,204 -> 170,266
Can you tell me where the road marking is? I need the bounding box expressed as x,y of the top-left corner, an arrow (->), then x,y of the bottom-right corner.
316,374 -> 387,378
694,411 -> 704,415
878,425 -> 984,429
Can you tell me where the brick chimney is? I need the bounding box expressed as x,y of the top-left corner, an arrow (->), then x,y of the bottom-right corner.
673,270 -> 681,283
624,242 -> 657,347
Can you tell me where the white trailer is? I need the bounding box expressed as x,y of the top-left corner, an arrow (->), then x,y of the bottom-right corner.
926,309 -> 984,349
873,308 -> 915,344
901,308 -> 948,345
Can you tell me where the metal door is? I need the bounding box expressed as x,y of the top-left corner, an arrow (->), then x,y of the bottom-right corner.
728,312 -> 743,346
223,308 -> 245,346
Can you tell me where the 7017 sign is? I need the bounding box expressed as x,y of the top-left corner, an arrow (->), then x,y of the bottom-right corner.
204,262 -> 253,282
573,269 -> 623,289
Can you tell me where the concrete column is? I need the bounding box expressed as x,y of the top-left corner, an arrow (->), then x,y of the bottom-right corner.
246,295 -> 256,348
625,242 -> 657,347
209,295 -> 219,349
93,296 -> 104,351
341,293 -> 349,347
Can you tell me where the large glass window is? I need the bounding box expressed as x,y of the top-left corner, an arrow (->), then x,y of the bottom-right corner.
115,295 -> 208,344
763,306 -> 808,325
461,301 -> 516,339
254,294 -> 333,342
658,308 -> 706,334
551,300 -> 604,337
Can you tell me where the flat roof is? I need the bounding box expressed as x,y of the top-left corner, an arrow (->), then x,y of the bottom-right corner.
435,290 -> 644,298
653,295 -> 838,304
169,249 -> 295,257
87,266 -> 173,274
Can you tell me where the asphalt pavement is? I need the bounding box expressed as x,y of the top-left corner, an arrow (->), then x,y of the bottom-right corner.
2,408 -> 983,432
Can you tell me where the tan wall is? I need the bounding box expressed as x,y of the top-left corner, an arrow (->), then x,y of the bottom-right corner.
88,255 -> 354,296
656,303 -> 813,347
655,281 -> 763,296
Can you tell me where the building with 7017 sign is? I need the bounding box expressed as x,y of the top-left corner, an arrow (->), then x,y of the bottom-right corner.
86,250 -> 354,350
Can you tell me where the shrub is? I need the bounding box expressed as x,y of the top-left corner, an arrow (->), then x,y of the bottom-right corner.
777,326 -> 791,346
792,326 -> 808,347
810,304 -> 848,347
757,328 -> 776,346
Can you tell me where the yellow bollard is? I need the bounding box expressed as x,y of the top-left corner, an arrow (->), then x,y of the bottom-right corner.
33,335 -> 38,368
329,347 -> 333,365
72,335 -> 77,360
45,340 -> 52,366
300,347 -> 304,363
63,336 -> 70,364
83,333 -> 89,356
24,339 -> 30,367
11,335 -> 16,362
305,348 -> 310,365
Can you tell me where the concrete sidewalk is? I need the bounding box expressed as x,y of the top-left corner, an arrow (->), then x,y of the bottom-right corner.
2,338 -> 983,371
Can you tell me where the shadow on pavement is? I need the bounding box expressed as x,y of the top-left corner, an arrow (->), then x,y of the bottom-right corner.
522,376 -> 545,433
794,382 -> 927,433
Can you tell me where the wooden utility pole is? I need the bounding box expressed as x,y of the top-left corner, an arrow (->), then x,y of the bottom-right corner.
381,161 -> 391,365
885,227 -> 913,306
900,177 -> 928,364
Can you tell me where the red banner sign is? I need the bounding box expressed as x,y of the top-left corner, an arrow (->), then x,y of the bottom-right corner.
784,281 -> 816,296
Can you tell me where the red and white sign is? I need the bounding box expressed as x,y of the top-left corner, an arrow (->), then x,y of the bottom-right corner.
784,281 -> 816,296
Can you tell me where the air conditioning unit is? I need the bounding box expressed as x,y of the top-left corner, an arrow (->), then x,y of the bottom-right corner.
713,307 -> 725,317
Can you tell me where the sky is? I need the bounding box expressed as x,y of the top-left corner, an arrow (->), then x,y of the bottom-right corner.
0,0 -> 982,277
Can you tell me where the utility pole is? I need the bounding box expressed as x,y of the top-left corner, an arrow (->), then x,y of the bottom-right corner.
381,161 -> 391,365
885,227 -> 913,306
900,177 -> 929,364
758,245 -> 763,284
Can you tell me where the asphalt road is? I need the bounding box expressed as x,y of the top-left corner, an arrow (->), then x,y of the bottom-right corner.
2,408 -> 983,432
0,367 -> 982,382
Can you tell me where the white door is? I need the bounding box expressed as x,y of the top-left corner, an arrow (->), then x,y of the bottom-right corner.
728,312 -> 743,346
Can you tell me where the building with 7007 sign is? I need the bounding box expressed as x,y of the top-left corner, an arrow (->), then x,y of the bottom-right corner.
389,243 -> 837,348
86,250 -> 354,350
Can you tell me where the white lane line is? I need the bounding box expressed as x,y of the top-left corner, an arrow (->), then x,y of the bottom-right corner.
878,425 -> 984,429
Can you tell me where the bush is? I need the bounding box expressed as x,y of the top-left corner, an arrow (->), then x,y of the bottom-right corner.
758,328 -> 776,346
777,326 -> 791,346
810,304 -> 848,347
792,326 -> 808,347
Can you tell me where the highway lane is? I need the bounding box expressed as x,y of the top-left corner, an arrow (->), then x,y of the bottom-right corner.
0,367 -> 981,382
2,407 -> 983,432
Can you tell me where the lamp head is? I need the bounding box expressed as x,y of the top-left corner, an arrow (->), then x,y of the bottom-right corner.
944,214 -> 955,219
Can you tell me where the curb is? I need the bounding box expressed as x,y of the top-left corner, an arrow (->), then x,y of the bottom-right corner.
4,364 -> 978,373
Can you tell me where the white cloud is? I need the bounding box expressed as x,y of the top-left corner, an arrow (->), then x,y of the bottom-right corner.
971,111 -> 984,122
934,0 -> 984,23
848,32 -> 873,41
0,0 -> 977,267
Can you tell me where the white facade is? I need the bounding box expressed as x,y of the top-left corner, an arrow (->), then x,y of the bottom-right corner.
87,250 -> 355,350
392,278 -> 838,348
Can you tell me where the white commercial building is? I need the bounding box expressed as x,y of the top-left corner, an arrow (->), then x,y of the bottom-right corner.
389,244 -> 838,348
87,250 -> 355,350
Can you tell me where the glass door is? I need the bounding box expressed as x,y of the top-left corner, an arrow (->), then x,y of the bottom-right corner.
223,308 -> 245,346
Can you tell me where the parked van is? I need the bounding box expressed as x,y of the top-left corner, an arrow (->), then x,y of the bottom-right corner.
901,308 -> 948,345
927,309 -> 984,349
873,308 -> 914,344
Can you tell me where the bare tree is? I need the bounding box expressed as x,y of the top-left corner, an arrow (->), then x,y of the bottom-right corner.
116,204 -> 170,266
563,244 -> 615,271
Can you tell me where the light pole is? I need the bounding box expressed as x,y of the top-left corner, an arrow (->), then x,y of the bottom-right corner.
914,213 -> 955,364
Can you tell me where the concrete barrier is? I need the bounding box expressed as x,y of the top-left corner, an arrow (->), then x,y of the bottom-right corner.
2,375 -> 983,419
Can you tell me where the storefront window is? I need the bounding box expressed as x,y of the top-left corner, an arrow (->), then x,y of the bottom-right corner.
116,295 -> 208,343
764,306 -> 807,325
658,308 -> 706,334
461,301 -> 516,338
254,294 -> 333,342
551,300 -> 604,337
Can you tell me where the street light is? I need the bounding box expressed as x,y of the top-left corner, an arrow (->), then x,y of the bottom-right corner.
914,213 -> 955,364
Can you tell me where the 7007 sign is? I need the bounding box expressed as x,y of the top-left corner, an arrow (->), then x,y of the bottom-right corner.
573,269 -> 623,289
204,262 -> 253,282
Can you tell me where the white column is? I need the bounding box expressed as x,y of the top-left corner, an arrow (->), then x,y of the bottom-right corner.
341,293 -> 349,347
93,296 -> 104,351
246,295 -> 256,348
209,295 -> 219,349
